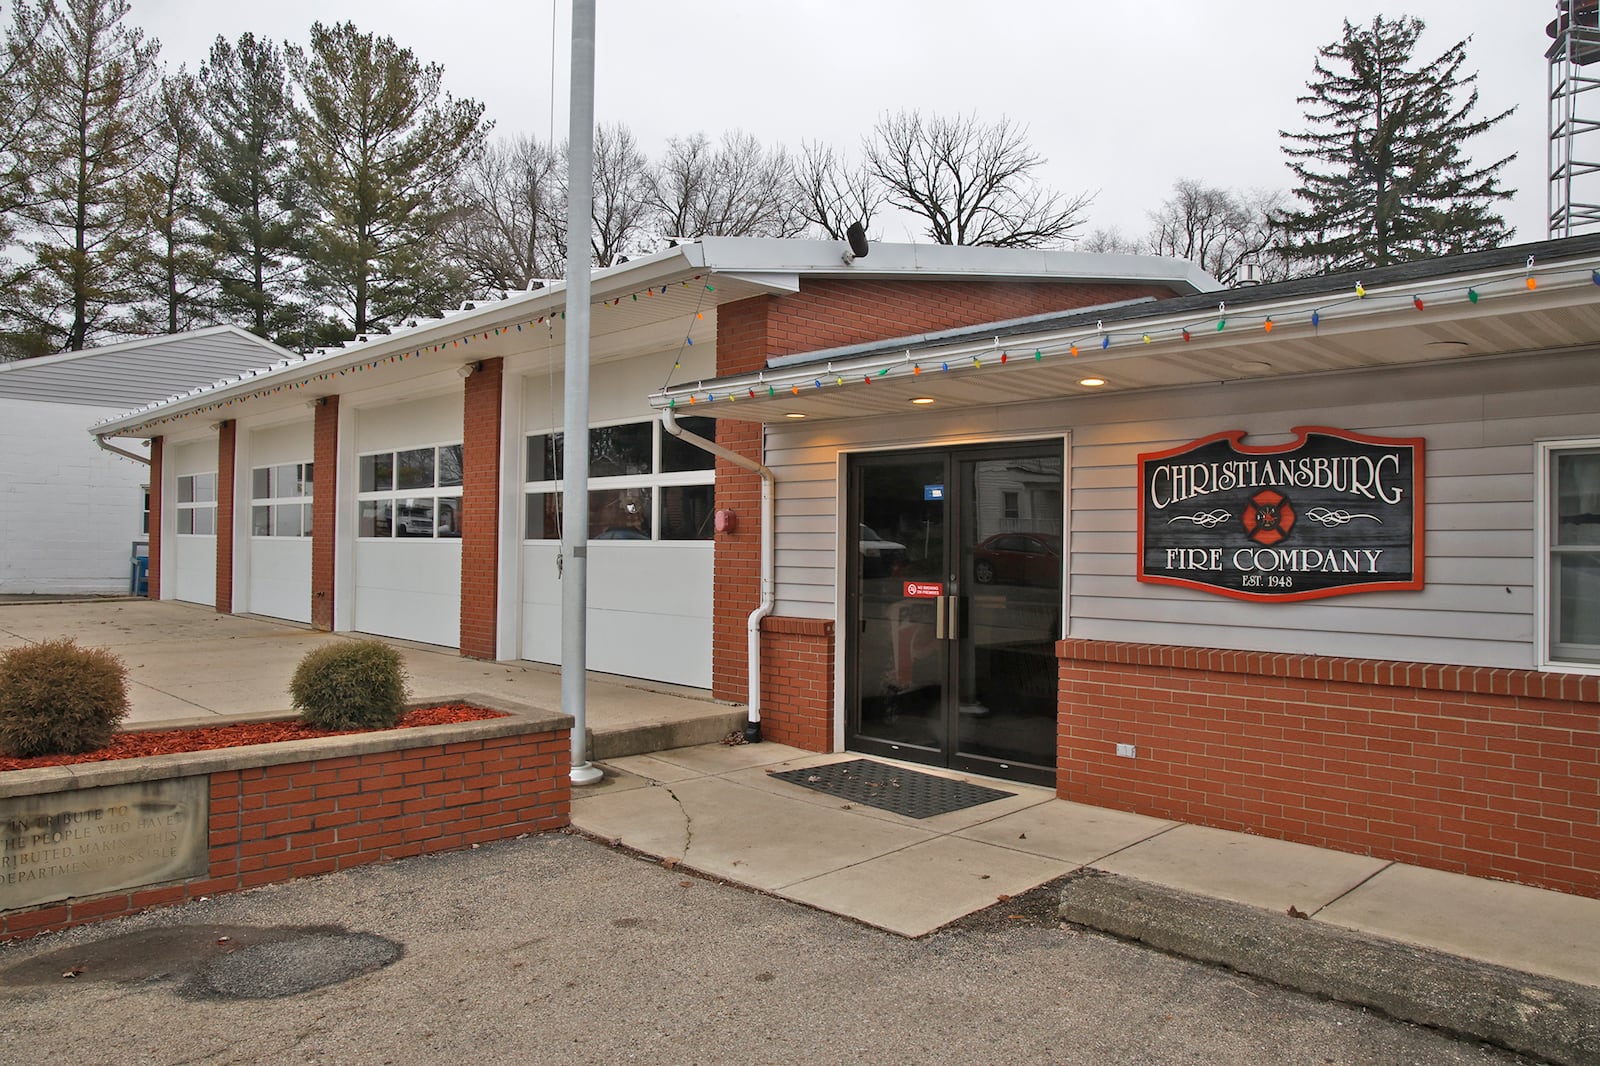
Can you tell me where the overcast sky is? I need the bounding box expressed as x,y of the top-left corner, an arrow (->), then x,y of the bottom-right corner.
129,0 -> 1553,248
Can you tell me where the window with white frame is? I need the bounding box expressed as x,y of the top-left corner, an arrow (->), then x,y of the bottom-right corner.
1544,440 -> 1600,667
176,473 -> 216,535
357,444 -> 463,539
523,417 -> 715,542
251,462 -> 314,537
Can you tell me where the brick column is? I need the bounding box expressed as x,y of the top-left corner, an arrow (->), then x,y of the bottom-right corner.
147,436 -> 163,600
311,397 -> 339,631
711,297 -> 772,705
460,358 -> 503,659
215,420 -> 236,613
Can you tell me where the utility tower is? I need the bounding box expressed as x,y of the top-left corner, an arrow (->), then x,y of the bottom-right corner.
1549,0 -> 1600,235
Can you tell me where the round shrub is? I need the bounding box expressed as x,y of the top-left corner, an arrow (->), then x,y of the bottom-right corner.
0,638 -> 130,757
290,640 -> 410,730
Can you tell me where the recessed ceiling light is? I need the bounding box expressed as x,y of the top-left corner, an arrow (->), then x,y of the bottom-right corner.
910,397 -> 936,405
785,412 -> 806,419
1078,377 -> 1106,387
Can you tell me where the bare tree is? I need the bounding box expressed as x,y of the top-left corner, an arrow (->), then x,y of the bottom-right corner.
792,139 -> 884,240
1078,226 -> 1140,255
646,130 -> 802,239
1145,180 -> 1289,285
588,122 -> 652,266
446,134 -> 562,291
863,110 -> 1090,248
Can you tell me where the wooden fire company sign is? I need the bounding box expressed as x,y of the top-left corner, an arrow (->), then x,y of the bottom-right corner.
1137,427 -> 1424,602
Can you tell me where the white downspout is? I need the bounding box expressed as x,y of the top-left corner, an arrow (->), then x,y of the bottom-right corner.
661,407 -> 774,741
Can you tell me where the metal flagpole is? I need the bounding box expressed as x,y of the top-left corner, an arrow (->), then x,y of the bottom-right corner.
562,0 -> 602,786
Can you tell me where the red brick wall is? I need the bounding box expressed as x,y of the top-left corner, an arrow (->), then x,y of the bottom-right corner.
147,436 -> 163,600
215,421 -> 236,613
311,397 -> 339,631
714,278 -> 1170,714
460,358 -> 503,659
721,279 -> 1178,372
1058,640 -> 1600,898
0,726 -> 571,940
757,617 -> 835,750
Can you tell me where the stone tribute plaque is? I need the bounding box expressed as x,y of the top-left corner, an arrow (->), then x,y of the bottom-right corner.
1,777 -> 208,911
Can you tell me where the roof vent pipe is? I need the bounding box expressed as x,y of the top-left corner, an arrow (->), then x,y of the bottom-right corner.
660,406 -> 774,740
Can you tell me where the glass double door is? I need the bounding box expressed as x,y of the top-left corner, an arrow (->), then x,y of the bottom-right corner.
847,441 -> 1063,785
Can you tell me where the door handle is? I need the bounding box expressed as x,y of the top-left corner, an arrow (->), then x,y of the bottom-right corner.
934,594 -> 958,641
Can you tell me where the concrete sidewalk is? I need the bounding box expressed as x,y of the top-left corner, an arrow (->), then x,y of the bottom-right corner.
0,598 -> 743,757
574,740 -> 1600,1063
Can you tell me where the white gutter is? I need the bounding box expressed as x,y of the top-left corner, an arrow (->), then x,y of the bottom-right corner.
661,406 -> 773,740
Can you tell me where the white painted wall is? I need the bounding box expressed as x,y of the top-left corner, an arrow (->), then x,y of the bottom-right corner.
169,438 -> 216,607
350,392 -> 463,647
515,351 -> 716,687
0,397 -> 149,594
239,420 -> 314,623
763,348 -> 1600,671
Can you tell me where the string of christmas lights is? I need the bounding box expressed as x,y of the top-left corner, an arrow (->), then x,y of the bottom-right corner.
103,274 -> 722,433
659,258 -> 1599,409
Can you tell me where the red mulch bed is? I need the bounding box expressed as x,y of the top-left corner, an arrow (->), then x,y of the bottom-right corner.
0,704 -> 507,771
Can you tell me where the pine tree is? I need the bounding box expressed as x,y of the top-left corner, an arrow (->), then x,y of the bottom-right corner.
288,21 -> 489,337
8,0 -> 159,351
1278,16 -> 1514,271
196,32 -> 301,340
128,70 -> 215,334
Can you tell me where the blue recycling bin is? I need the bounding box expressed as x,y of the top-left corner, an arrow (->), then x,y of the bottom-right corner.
131,541 -> 149,596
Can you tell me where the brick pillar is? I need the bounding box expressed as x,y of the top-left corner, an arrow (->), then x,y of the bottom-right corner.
711,297 -> 772,705
215,420 -> 236,613
147,436 -> 163,600
311,397 -> 339,631
460,358 -> 502,659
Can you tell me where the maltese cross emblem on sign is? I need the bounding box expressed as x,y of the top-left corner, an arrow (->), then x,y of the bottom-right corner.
1241,488 -> 1294,546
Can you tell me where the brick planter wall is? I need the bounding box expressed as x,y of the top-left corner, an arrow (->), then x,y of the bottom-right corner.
1057,640 -> 1600,898
0,704 -> 571,940
758,616 -> 834,751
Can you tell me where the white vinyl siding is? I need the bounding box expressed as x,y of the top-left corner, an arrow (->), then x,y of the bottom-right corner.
762,348 -> 1600,670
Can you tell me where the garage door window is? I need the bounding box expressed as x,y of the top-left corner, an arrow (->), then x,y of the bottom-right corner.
176,473 -> 216,535
523,417 -> 714,541
251,462 -> 313,537
358,444 -> 464,539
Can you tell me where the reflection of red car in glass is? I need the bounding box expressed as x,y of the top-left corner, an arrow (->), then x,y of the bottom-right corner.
972,532 -> 1061,587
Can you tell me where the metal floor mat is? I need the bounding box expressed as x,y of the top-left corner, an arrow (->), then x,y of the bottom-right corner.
769,758 -> 1014,819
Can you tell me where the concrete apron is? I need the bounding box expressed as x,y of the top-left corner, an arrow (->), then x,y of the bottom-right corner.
0,598 -> 742,759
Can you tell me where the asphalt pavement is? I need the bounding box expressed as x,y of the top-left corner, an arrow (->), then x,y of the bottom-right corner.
0,832 -> 1538,1066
